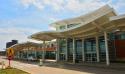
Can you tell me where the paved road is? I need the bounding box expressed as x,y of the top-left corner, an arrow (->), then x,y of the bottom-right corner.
0,56 -> 125,74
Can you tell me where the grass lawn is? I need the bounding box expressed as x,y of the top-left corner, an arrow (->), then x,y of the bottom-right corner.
0,68 -> 30,74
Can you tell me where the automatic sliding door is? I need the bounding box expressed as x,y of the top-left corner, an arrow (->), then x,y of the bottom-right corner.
59,39 -> 66,61
67,39 -> 73,62
85,38 -> 97,62
75,40 -> 82,62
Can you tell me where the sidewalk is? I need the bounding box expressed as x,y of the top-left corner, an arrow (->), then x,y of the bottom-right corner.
0,56 -> 125,74
67,62 -> 125,71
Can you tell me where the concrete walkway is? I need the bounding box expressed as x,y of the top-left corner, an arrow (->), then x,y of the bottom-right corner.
0,56 -> 125,74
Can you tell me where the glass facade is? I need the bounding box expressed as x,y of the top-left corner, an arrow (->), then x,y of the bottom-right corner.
67,23 -> 80,28
58,31 -> 125,63
58,37 -> 107,62
109,32 -> 125,40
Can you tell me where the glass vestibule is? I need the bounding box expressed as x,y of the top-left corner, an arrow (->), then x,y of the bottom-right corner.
67,39 -> 83,62
67,38 -> 73,61
84,38 -> 97,62
99,36 -> 106,62
59,39 -> 66,61
75,39 -> 82,62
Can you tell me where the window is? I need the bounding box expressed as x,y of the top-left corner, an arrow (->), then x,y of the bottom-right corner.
115,32 -> 125,40
121,32 -> 125,39
59,25 -> 66,30
67,23 -> 81,28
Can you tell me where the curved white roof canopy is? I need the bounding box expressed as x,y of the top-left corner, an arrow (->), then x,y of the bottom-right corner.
29,5 -> 125,41
29,31 -> 66,41
7,42 -> 43,51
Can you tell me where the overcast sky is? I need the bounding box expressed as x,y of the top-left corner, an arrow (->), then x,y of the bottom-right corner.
0,0 -> 125,51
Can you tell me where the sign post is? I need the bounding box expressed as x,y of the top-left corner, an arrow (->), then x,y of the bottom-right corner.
7,48 -> 14,67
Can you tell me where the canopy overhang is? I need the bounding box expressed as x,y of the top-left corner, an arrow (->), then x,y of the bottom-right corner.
8,42 -> 43,51
29,5 -> 125,41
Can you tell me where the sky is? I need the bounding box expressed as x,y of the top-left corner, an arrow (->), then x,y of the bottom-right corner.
0,0 -> 125,51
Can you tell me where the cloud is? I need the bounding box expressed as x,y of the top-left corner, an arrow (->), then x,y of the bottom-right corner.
21,0 -> 44,10
0,27 -> 41,50
112,0 -> 125,14
20,0 -> 107,13
0,15 -> 60,50
20,0 -> 125,14
0,16 -> 59,29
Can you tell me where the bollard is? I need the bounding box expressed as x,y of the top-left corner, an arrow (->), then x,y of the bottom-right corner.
39,59 -> 43,66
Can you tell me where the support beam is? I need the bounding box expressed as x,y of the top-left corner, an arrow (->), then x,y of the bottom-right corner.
95,36 -> 100,62
65,38 -> 68,61
73,38 -> 76,64
104,31 -> 110,66
82,39 -> 85,62
92,22 -> 105,31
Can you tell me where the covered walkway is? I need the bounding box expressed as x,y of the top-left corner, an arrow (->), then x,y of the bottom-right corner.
7,42 -> 56,61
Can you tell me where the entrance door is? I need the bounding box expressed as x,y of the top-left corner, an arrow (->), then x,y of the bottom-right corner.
60,53 -> 65,61
67,39 -> 73,62
85,52 -> 97,62
75,39 -> 82,62
59,39 -> 66,61
85,38 -> 97,62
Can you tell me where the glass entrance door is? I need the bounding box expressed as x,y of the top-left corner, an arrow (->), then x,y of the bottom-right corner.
85,38 -> 97,62
99,37 -> 106,62
67,39 -> 73,62
75,39 -> 82,62
60,53 -> 65,61
59,39 -> 66,61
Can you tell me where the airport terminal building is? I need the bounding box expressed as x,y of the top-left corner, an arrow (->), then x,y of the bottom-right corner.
29,5 -> 125,65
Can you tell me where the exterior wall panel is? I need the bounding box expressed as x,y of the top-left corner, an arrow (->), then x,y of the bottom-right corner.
115,40 -> 125,59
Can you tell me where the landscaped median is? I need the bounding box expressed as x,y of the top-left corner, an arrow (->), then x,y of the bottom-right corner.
0,68 -> 30,74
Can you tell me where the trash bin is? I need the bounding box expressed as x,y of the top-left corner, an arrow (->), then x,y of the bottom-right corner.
39,59 -> 43,66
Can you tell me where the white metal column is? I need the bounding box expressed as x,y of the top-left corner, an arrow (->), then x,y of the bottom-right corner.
35,50 -> 37,59
65,38 -> 68,61
82,39 -> 85,62
26,50 -> 28,59
96,36 -> 100,62
104,31 -> 110,65
73,38 -> 76,64
56,39 -> 59,62
17,51 -> 20,59
42,41 -> 45,62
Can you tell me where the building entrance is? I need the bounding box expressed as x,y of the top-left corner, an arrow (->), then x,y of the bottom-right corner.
75,39 -> 82,62
85,38 -> 97,62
